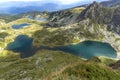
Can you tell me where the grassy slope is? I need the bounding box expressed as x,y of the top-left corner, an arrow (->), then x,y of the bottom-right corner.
55,62 -> 120,80
0,50 -> 119,80
0,50 -> 81,80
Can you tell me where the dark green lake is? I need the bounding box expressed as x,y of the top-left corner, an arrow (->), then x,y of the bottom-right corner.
6,35 -> 34,58
6,35 -> 117,59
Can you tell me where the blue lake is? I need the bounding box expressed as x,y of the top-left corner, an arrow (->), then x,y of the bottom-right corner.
12,23 -> 30,29
6,35 -> 117,59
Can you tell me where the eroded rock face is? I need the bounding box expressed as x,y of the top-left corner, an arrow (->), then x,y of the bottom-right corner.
108,6 -> 120,35
47,6 -> 84,27
47,11 -> 78,27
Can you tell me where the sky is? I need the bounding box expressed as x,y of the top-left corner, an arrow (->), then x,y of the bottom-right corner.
0,0 -> 108,5
0,0 -> 108,14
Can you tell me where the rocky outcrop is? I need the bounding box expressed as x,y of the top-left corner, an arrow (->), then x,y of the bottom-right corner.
47,7 -> 84,27
109,60 -> 120,70
47,11 -> 76,26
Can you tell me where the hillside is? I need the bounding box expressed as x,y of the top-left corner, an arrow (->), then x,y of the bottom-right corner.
0,1 -> 120,80
0,50 -> 120,80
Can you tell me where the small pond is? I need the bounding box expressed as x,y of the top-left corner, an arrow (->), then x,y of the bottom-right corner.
12,23 -> 30,29
26,15 -> 47,21
35,18 -> 46,21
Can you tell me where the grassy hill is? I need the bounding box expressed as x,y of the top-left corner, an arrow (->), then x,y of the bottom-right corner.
0,50 -> 119,80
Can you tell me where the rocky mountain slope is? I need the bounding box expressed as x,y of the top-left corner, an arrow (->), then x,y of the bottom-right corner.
48,1 -> 120,28
47,7 -> 85,27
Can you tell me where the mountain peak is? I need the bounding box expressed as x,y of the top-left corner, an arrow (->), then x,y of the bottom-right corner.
93,1 -> 99,5
79,1 -> 102,21
88,1 -> 101,9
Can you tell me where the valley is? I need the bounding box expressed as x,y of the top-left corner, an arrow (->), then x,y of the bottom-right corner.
0,0 -> 120,80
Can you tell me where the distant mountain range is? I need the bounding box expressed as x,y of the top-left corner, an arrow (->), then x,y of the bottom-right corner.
0,1 -> 85,14
0,0 -> 120,14
101,0 -> 120,7
0,2 -> 59,14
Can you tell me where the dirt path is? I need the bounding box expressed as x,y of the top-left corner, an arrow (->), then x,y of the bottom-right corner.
43,61 -> 81,80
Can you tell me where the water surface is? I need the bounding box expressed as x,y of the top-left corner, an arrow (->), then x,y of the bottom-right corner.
35,18 -> 46,21
12,23 -> 30,29
55,41 -> 117,59
6,35 -> 117,59
6,35 -> 33,58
